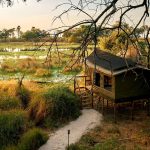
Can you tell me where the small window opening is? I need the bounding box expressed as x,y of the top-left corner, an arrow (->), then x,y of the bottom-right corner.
94,72 -> 100,87
104,75 -> 112,91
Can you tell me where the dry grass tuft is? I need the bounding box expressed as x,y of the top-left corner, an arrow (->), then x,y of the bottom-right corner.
35,68 -> 51,77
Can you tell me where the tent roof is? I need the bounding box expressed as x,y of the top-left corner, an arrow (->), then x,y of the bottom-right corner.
86,49 -> 137,75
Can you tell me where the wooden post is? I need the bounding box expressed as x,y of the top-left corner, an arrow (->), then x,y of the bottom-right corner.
107,99 -> 108,107
114,102 -> 117,123
131,101 -> 134,121
97,96 -> 101,110
74,78 -> 76,93
91,92 -> 94,108
85,76 -> 86,88
102,98 -> 104,115
147,99 -> 150,116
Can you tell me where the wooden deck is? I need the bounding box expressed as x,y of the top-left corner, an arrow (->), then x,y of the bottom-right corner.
74,74 -> 150,123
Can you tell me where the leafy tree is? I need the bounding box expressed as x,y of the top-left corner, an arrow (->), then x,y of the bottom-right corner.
22,27 -> 47,42
0,29 -> 11,42
16,25 -> 21,38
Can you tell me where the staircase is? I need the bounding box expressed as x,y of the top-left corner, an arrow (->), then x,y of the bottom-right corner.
74,75 -> 93,108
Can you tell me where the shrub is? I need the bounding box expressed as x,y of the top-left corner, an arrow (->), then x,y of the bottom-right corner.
0,110 -> 27,149
18,128 -> 48,150
44,86 -> 81,123
17,86 -> 30,109
0,96 -> 21,110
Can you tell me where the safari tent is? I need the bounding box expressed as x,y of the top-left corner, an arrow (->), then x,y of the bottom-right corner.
74,49 -> 150,121
86,49 -> 150,103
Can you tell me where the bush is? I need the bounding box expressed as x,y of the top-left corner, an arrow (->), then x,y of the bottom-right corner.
0,110 -> 27,149
18,128 -> 48,150
0,96 -> 21,110
44,86 -> 81,123
17,86 -> 30,109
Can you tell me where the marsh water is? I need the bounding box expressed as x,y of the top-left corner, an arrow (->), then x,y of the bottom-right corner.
0,45 -> 75,83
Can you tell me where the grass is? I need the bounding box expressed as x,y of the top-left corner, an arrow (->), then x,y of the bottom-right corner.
0,42 -> 84,149
0,96 -> 21,110
107,126 -> 120,134
0,80 -> 81,149
28,94 -> 48,125
44,86 -> 81,122
28,86 -> 81,127
0,110 -> 27,149
18,128 -> 48,150
68,107 -> 150,150
17,86 -> 30,109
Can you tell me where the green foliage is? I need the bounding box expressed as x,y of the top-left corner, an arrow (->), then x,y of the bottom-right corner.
0,110 -> 27,149
0,96 -> 21,110
18,128 -> 48,150
17,86 -> 30,109
44,86 -> 81,124
22,27 -> 47,42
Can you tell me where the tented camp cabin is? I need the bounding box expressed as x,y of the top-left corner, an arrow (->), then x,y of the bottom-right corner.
74,49 -> 150,121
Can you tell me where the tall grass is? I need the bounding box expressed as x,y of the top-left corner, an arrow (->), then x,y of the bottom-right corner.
28,95 -> 49,125
28,86 -> 81,126
0,110 -> 27,149
18,128 -> 48,150
35,68 -> 51,77
0,95 -> 21,110
44,86 -> 81,123
17,86 -> 30,109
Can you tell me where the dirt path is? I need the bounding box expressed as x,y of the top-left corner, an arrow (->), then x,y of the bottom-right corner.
39,109 -> 102,150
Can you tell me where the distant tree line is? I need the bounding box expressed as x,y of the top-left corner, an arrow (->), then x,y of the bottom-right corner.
0,26 -> 49,42
0,23 -> 149,45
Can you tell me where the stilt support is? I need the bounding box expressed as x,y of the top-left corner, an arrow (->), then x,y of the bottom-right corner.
102,98 -> 104,115
147,99 -> 150,116
131,101 -> 134,121
114,103 -> 117,123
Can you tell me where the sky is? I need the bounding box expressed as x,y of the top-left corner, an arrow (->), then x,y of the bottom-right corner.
0,0 -> 62,31
0,0 -> 150,32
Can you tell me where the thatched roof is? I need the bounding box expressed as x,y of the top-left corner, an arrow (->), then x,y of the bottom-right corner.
86,49 -> 137,75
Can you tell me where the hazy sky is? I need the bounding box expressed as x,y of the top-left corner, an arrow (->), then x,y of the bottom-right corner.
0,0 -> 149,32
0,0 -> 61,31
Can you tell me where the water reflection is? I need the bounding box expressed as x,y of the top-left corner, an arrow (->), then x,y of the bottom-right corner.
0,47 -> 70,52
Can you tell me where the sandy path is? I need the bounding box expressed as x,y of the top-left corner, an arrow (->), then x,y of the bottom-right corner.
39,109 -> 102,150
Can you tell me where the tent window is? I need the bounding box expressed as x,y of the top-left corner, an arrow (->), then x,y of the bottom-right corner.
104,75 -> 112,91
94,72 -> 100,87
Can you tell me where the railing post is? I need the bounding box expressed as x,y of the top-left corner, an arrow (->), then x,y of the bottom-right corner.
74,77 -> 76,93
